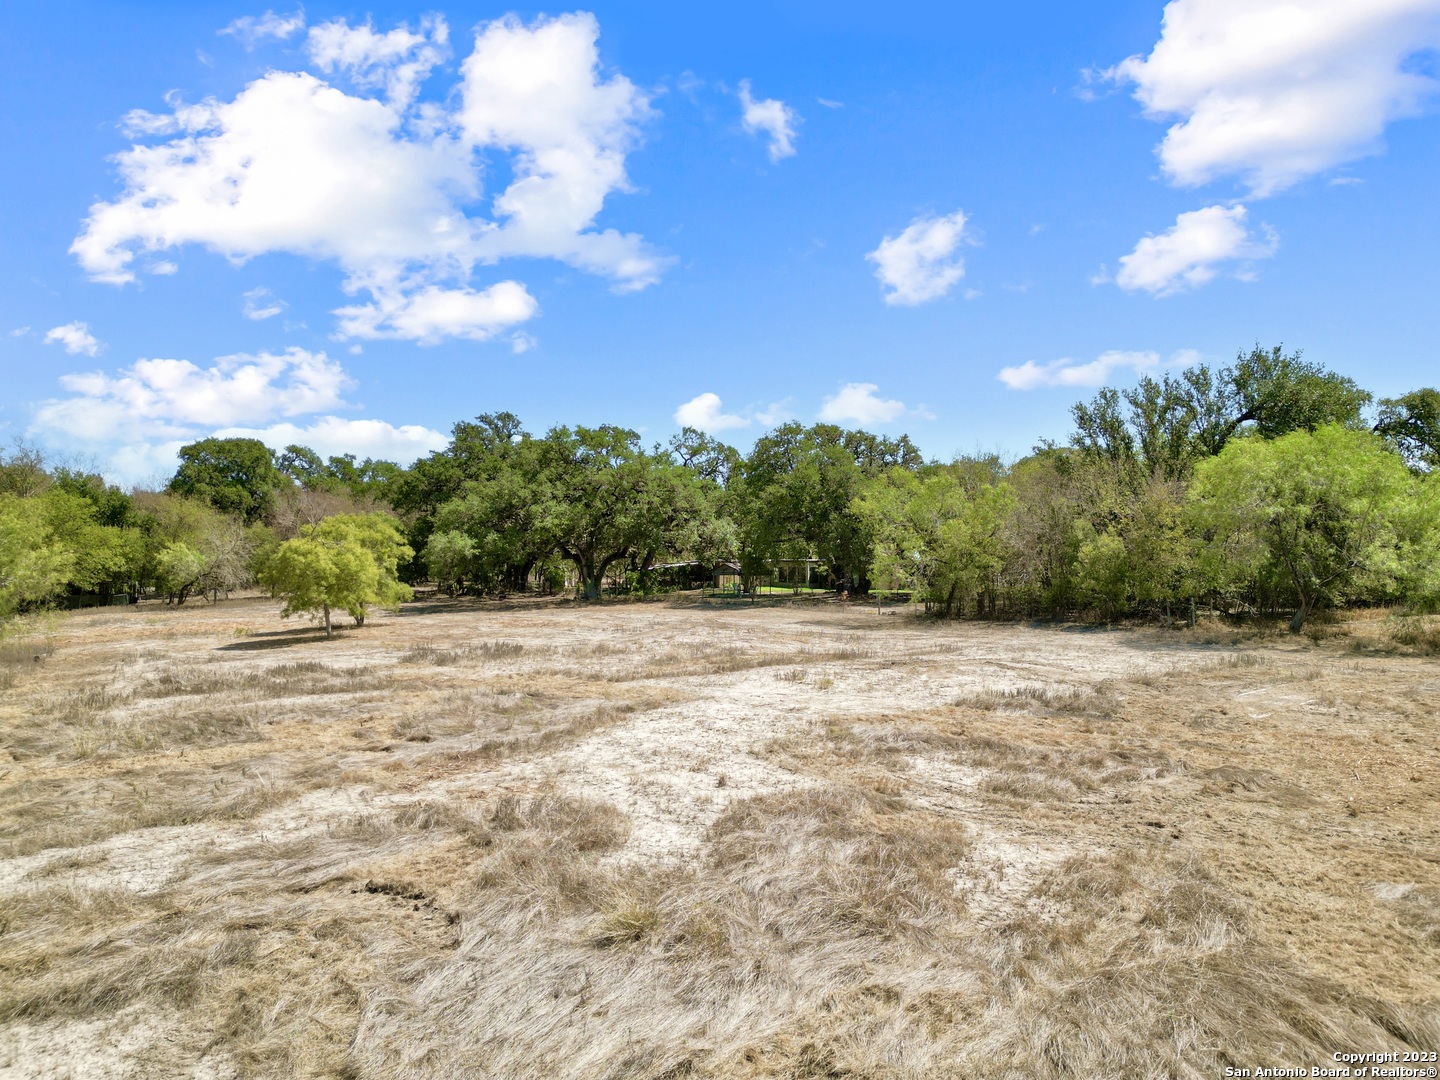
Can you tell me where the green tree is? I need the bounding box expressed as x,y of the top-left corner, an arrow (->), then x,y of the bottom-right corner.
38,489 -> 141,598
423,437 -> 550,593
1189,426 -> 1412,631
854,465 -> 1015,616
529,426 -> 704,600
275,444 -> 335,491
741,423 -> 922,591
0,495 -> 74,619
1375,388 -> 1440,472
0,443 -> 50,497
154,542 -> 210,604
1396,470 -> 1440,608
1071,523 -> 1131,620
259,513 -> 412,636
668,427 -> 742,485
168,437 -> 282,524
1069,346 -> 1372,483
392,412 -> 530,582
1226,344 -> 1370,440
133,492 -> 255,602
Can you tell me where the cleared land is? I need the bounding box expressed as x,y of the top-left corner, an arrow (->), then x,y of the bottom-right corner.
0,597 -> 1436,1078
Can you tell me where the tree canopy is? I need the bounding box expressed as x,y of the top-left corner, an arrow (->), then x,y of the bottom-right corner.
3,342 -> 1436,637
259,513 -> 412,636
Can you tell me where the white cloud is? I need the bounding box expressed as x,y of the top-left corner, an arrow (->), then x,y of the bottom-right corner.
215,416 -> 447,462
243,286 -> 286,320
43,322 -> 101,356
306,14 -> 447,109
28,347 -> 442,484
738,80 -> 798,161
458,14 -> 667,290
754,400 -> 795,427
1106,0 -> 1440,196
1115,204 -> 1277,295
673,392 -> 748,433
509,331 -> 537,354
72,12 -> 662,342
32,348 -> 352,443
332,282 -> 537,345
997,350 -> 1164,391
221,9 -> 305,48
818,383 -> 910,426
866,210 -> 969,306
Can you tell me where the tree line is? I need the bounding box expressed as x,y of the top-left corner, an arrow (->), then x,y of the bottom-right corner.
3,345 -> 1438,633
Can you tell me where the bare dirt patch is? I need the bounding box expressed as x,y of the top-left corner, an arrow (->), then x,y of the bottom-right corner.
0,597 -> 1435,1077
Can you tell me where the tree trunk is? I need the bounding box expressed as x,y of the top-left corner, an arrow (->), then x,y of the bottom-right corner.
578,557 -> 601,599
323,603 -> 333,637
1289,597 -> 1312,634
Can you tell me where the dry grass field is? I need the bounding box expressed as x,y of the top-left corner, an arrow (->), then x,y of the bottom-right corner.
0,596 -> 1436,1078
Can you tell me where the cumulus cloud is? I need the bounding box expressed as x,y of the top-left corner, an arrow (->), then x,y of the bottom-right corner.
738,80 -> 798,161
220,9 -> 305,48
1106,0 -> 1440,196
72,12 -> 663,342
333,282 -> 537,344
457,14 -> 666,289
818,383 -> 916,426
673,392 -> 748,433
866,210 -> 969,306
43,322 -> 101,357
998,350 -> 1160,390
31,348 -> 352,443
1115,204 -> 1277,295
243,286 -> 286,320
306,14 -> 448,108
997,348 -> 1202,390
28,347 -> 443,483
215,416 -> 448,462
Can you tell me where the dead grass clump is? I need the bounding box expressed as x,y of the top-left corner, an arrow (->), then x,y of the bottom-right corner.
1198,764 -> 1317,807
1373,616 -> 1440,656
0,634 -> 54,689
415,699 -> 637,763
399,640 -> 525,665
0,762 -> 318,858
135,660 -> 379,700
0,875 -> 455,1076
488,793 -> 631,853
706,786 -> 972,941
372,800 -> 493,852
979,770 -> 1086,803
952,681 -> 1119,719
601,641 -> 875,682
1388,886 -> 1440,945
1181,616 -> 1291,645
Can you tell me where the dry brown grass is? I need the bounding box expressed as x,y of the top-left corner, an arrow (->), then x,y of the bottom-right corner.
0,597 -> 1435,1077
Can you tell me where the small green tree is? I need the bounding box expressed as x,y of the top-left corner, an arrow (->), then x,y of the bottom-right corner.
1395,470 -> 1440,609
259,513 -> 412,636
155,541 -> 210,604
0,494 -> 74,620
1189,425 -> 1412,631
1071,523 -> 1130,620
854,466 -> 1015,616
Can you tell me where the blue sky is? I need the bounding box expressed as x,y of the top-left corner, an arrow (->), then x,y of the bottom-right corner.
3,1 -> 1439,483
